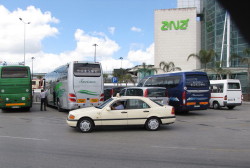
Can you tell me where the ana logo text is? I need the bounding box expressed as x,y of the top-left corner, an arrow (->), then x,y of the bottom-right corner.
161,19 -> 189,31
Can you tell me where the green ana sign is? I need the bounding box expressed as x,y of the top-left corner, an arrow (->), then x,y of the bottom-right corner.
161,19 -> 189,30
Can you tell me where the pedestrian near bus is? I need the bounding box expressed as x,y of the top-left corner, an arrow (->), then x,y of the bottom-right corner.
40,89 -> 47,111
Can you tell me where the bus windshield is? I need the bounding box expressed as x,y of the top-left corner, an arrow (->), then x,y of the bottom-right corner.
73,63 -> 101,77
185,74 -> 209,88
1,67 -> 28,78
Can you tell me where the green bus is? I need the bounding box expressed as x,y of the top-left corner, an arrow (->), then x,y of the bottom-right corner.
0,65 -> 32,110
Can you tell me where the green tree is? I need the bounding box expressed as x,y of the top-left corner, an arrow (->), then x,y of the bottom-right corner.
211,62 -> 231,80
123,74 -> 135,86
103,73 -> 109,83
187,49 -> 216,71
159,61 -> 181,72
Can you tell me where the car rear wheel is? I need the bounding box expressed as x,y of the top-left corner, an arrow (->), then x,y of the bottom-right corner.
213,102 -> 220,109
78,118 -> 94,133
145,117 -> 160,131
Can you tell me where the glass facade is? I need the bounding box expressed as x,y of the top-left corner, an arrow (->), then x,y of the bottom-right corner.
201,0 -> 250,94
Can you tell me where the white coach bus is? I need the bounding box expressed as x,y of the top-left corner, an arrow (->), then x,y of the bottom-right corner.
45,61 -> 104,111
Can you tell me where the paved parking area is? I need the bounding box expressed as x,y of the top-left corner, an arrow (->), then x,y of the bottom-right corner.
0,103 -> 250,168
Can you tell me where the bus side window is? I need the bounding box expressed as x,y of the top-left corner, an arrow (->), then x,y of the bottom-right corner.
144,78 -> 152,87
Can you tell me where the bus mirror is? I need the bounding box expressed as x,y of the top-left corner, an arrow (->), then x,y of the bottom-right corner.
106,107 -> 111,111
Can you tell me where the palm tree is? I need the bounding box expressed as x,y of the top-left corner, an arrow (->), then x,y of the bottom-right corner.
187,49 -> 216,71
159,61 -> 181,72
136,62 -> 157,79
123,74 -> 135,86
211,62 -> 231,80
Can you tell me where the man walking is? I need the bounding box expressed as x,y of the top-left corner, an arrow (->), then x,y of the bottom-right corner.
40,89 -> 47,111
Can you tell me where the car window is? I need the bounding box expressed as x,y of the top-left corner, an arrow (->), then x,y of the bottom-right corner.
120,89 -> 125,96
126,89 -> 143,96
147,88 -> 166,97
111,100 -> 126,110
126,99 -> 150,109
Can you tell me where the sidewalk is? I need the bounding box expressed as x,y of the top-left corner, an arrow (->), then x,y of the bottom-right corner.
243,101 -> 250,105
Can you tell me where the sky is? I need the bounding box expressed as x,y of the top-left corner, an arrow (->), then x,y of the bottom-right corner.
0,0 -> 176,73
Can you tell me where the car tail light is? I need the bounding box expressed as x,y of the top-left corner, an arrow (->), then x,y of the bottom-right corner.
224,95 -> 227,100
68,93 -> 76,102
171,107 -> 175,115
111,89 -> 114,97
100,93 -> 104,102
144,89 -> 148,97
182,91 -> 186,105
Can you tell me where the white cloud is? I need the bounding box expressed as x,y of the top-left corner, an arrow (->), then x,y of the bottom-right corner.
0,5 -> 58,54
127,43 -> 154,65
108,27 -> 115,35
0,5 -> 153,73
131,26 -> 142,32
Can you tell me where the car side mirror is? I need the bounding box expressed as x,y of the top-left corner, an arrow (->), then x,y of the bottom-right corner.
106,107 -> 111,111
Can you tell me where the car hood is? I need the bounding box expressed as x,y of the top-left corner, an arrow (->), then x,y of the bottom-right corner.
69,107 -> 102,117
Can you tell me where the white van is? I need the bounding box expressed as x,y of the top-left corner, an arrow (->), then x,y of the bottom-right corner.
210,79 -> 242,109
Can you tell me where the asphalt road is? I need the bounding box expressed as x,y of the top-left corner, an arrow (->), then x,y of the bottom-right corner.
0,103 -> 250,168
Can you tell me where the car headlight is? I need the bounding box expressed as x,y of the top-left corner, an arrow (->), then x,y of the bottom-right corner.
68,114 -> 75,120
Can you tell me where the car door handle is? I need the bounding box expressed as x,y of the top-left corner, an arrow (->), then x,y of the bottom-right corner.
121,111 -> 127,113
143,111 -> 149,112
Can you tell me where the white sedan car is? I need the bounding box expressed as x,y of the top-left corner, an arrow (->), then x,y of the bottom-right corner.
67,96 -> 176,133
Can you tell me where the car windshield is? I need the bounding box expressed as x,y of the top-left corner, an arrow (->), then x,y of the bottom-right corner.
95,98 -> 113,109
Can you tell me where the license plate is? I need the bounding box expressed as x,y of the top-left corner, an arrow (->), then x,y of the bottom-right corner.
90,98 -> 99,103
77,99 -> 86,103
194,105 -> 200,107
12,106 -> 20,108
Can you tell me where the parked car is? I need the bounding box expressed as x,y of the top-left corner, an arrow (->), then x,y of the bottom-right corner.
67,96 -> 176,133
210,79 -> 242,109
104,87 -> 124,101
119,87 -> 169,105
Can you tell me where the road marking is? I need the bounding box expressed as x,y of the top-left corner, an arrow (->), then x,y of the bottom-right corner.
151,145 -> 250,152
0,135 -> 48,141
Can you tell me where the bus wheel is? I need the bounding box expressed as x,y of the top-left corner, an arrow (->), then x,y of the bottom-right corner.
57,100 -> 64,112
213,102 -> 220,109
145,117 -> 160,131
77,118 -> 94,133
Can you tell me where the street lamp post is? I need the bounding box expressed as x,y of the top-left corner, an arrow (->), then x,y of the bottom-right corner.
31,57 -> 35,79
19,18 -> 30,66
93,44 -> 98,62
119,57 -> 123,69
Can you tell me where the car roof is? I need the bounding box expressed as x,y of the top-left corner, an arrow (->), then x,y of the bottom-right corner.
112,96 -> 151,100
122,87 -> 166,89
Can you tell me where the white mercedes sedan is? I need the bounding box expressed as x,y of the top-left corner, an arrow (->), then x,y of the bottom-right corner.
67,96 -> 175,133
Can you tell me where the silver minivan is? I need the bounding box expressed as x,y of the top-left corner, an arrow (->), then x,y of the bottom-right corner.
119,87 -> 169,105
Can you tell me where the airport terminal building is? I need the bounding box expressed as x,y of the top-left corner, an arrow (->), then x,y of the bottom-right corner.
154,0 -> 250,96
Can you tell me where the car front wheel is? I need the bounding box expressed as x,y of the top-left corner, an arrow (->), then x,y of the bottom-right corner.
78,118 -> 94,133
145,117 -> 160,131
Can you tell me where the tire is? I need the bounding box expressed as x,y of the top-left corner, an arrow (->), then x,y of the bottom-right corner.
227,106 -> 235,110
145,117 -> 160,131
213,102 -> 220,110
77,118 -> 94,133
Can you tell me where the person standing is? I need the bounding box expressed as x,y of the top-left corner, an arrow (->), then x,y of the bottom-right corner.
40,89 -> 47,111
